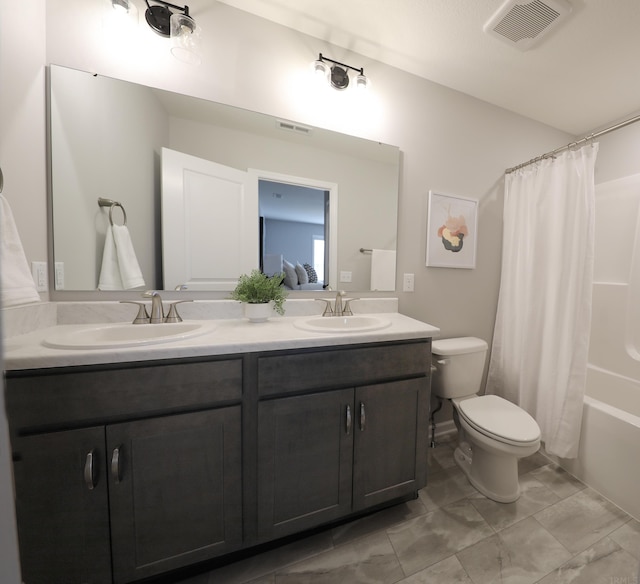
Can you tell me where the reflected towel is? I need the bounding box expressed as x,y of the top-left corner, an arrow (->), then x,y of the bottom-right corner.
370,249 -> 396,291
0,195 -> 41,307
98,224 -> 145,290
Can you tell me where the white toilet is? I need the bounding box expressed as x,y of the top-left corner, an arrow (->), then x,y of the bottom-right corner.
431,337 -> 541,503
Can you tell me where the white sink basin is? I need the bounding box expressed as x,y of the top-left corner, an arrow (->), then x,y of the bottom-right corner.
42,321 -> 217,350
294,315 -> 391,333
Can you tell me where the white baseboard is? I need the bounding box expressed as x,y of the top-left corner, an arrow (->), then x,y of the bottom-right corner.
429,420 -> 457,445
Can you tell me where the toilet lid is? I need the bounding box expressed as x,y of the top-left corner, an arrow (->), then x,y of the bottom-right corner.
456,395 -> 540,444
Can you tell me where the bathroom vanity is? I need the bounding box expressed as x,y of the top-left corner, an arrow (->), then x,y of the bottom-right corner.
4,309 -> 437,584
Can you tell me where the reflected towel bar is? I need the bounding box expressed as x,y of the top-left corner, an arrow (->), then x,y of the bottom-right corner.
360,248 -> 372,253
98,197 -> 127,226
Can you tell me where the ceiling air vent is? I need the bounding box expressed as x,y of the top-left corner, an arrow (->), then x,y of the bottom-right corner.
276,120 -> 313,136
484,0 -> 572,51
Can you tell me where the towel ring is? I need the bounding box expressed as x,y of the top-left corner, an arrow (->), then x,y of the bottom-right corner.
108,203 -> 127,227
98,197 -> 127,226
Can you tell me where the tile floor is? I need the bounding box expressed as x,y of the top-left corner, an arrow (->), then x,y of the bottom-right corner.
178,438 -> 640,584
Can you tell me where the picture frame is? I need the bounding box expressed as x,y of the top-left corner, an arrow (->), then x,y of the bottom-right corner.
426,190 -> 478,269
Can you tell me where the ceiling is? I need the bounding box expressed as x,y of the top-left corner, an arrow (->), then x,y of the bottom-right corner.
217,0 -> 640,136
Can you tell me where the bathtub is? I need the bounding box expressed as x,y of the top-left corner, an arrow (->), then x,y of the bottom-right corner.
556,365 -> 640,521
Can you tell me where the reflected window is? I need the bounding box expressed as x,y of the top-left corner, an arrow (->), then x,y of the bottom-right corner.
313,235 -> 325,282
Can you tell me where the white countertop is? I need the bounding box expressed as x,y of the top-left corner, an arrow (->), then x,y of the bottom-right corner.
4,313 -> 440,371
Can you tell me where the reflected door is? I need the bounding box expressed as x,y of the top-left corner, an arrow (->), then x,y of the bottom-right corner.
162,148 -> 259,290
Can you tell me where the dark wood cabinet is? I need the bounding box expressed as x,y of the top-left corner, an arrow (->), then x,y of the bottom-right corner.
8,357 -> 243,584
12,427 -> 112,584
7,338 -> 431,583
12,407 -> 242,584
353,378 -> 428,510
256,341 -> 431,541
107,407 -> 242,583
257,388 -> 354,540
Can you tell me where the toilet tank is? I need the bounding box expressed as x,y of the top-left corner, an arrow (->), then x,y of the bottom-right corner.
431,337 -> 488,399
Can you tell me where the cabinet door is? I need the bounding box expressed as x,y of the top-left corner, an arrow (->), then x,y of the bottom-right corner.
257,389 -> 353,540
107,407 -> 242,583
12,427 -> 112,584
353,378 -> 429,511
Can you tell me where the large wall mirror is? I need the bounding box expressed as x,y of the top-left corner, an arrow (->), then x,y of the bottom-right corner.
48,64 -> 400,296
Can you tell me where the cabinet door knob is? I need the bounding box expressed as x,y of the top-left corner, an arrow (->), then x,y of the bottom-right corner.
346,404 -> 352,435
84,450 -> 96,491
359,402 -> 366,431
111,447 -> 122,484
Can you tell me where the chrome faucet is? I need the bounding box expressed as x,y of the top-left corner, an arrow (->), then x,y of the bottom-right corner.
316,291 -> 359,317
121,291 -> 192,324
334,291 -> 344,316
143,290 -> 165,323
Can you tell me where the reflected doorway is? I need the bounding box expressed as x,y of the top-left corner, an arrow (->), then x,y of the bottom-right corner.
259,179 -> 329,290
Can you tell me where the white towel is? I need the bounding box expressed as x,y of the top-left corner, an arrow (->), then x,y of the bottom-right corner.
98,224 -> 145,290
0,195 -> 41,307
370,249 -> 396,291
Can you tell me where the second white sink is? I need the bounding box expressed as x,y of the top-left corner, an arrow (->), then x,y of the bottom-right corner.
294,315 -> 391,333
43,321 -> 217,350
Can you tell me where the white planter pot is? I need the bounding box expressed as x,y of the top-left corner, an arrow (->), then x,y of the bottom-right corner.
243,302 -> 273,323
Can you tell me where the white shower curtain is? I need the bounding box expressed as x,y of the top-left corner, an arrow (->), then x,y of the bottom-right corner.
486,143 -> 599,458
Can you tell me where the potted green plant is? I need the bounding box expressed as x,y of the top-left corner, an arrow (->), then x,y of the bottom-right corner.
230,269 -> 288,322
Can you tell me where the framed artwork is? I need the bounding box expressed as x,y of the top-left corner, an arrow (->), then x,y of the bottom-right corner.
426,190 -> 478,269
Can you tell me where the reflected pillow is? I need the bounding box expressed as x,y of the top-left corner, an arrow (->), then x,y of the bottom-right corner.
295,262 -> 309,285
282,259 -> 298,288
303,263 -> 318,283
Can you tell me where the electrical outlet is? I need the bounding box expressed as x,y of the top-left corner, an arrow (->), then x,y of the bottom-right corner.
403,273 -> 415,292
31,261 -> 48,292
340,270 -> 352,283
55,262 -> 65,290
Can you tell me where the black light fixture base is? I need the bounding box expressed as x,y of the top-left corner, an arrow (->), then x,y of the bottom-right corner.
145,4 -> 172,36
316,54 -> 367,91
330,66 -> 349,90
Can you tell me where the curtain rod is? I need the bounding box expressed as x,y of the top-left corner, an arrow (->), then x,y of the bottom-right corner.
505,112 -> 640,174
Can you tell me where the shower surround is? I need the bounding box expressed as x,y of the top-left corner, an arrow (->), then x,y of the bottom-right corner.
558,172 -> 640,521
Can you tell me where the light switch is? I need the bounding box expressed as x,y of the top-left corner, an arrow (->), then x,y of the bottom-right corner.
31,261 -> 48,292
55,262 -> 65,289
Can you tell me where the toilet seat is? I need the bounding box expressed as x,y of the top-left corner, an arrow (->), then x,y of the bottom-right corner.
454,395 -> 540,446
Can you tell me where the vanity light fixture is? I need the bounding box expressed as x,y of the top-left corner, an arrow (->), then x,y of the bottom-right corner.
313,53 -> 370,91
143,0 -> 202,65
105,0 -> 138,25
110,0 -> 133,13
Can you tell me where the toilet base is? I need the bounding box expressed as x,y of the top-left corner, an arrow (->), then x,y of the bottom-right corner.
453,443 -> 521,504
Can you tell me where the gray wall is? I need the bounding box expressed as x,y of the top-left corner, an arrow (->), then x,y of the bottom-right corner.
264,218 -> 324,270
38,0 -> 570,340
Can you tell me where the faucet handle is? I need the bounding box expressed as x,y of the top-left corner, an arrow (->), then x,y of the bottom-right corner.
164,300 -> 192,323
315,299 -> 334,317
342,298 -> 360,316
119,301 -> 150,324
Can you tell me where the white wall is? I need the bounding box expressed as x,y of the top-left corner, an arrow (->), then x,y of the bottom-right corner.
594,119 -> 640,184
0,1 -> 48,285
